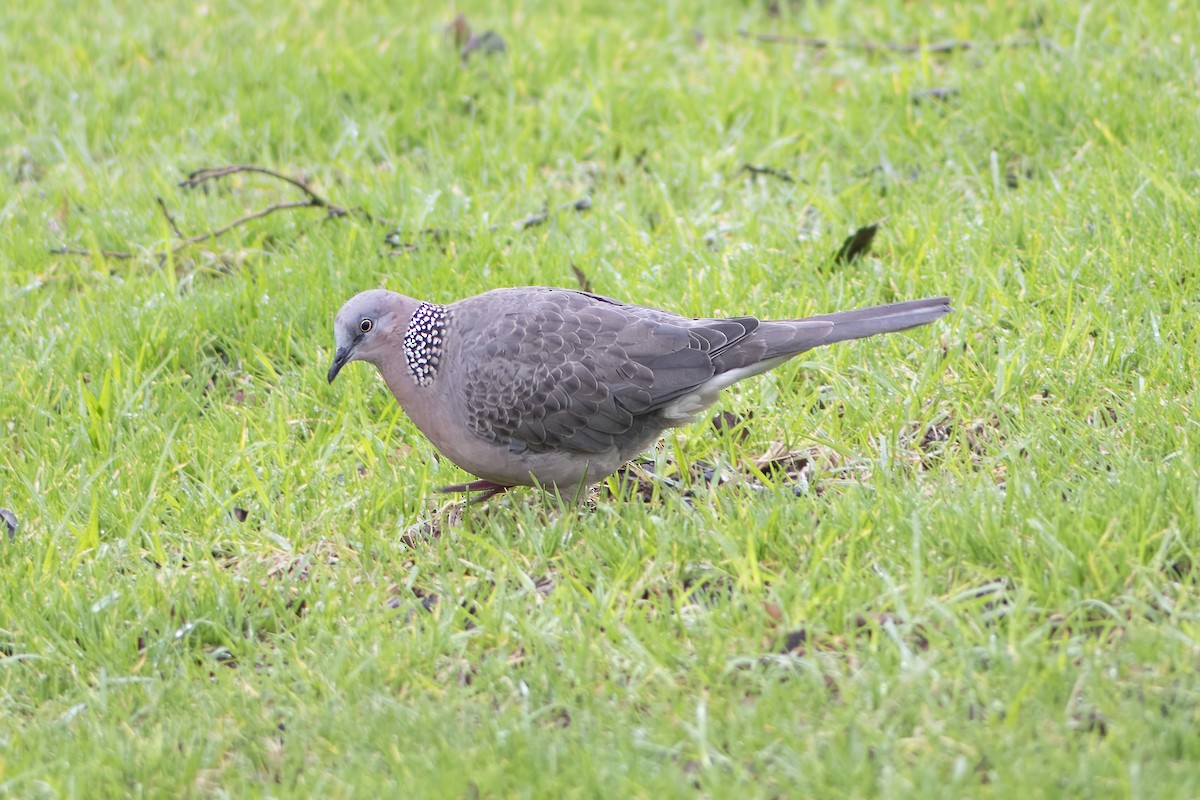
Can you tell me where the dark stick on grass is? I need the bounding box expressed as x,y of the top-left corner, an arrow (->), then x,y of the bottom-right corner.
570,263 -> 593,293
51,164 -> 357,261
185,200 -> 321,243
741,163 -> 796,183
156,196 -> 186,238
48,245 -> 137,260
179,164 -> 350,218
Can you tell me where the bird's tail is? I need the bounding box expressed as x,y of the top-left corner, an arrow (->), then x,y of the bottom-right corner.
747,296 -> 952,362
803,296 -> 952,346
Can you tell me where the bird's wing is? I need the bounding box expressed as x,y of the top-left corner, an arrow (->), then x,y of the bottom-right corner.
455,289 -> 761,454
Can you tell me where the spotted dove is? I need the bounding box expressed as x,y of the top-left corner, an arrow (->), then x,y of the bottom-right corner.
328,287 -> 951,499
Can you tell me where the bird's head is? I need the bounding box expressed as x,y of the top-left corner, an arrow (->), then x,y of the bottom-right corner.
327,289 -> 415,383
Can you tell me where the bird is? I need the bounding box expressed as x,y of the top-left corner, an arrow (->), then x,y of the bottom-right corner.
327,287 -> 951,500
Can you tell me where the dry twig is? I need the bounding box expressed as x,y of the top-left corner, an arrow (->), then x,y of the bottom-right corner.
741,163 -> 797,183
156,196 -> 186,238
51,164 -> 355,262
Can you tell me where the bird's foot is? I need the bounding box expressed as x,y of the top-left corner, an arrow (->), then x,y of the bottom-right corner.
436,479 -> 512,503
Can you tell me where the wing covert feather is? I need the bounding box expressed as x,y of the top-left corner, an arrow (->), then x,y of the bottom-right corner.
455,289 -> 757,454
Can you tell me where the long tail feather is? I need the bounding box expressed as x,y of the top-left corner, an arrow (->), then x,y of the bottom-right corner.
742,296 -> 951,364
804,296 -> 952,345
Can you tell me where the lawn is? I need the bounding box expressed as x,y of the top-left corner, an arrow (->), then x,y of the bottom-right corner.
2,0 -> 1199,796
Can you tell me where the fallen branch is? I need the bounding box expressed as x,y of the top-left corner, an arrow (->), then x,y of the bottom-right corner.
49,245 -> 137,260
741,163 -> 796,183
156,196 -> 186,238
178,164 -> 350,218
181,200 -> 318,243
570,263 -> 593,293
51,164 -> 356,262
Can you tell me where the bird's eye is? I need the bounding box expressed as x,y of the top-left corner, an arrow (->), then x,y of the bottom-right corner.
359,318 -> 373,333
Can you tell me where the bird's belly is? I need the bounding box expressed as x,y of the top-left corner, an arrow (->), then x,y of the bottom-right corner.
388,370 -> 662,491
433,432 -> 625,491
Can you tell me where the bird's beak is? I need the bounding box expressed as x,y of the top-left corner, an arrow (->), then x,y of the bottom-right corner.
327,346 -> 352,383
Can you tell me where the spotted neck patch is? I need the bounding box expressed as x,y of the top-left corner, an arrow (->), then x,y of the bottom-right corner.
403,303 -> 450,386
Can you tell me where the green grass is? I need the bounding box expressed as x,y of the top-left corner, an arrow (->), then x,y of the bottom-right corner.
3,0 -> 1200,796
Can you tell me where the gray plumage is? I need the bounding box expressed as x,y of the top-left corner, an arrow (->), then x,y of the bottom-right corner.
328,287 -> 951,498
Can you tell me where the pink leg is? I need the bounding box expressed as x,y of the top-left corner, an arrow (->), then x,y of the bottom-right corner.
436,479 -> 512,502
